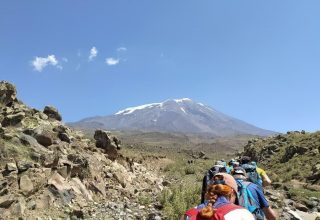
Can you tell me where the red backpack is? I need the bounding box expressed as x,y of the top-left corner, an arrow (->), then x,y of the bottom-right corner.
184,204 -> 242,220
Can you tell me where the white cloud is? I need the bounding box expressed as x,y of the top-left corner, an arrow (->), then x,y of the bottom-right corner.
105,57 -> 119,65
117,47 -> 127,52
31,55 -> 60,72
89,46 -> 98,61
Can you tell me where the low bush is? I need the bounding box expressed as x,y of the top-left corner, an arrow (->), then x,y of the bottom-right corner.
160,183 -> 201,219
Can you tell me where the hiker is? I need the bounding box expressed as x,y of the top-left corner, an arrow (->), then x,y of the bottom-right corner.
201,162 -> 228,203
183,173 -> 254,220
228,159 -> 240,170
232,167 -> 276,220
240,156 -> 271,187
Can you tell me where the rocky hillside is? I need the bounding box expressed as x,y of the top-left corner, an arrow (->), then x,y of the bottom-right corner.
70,98 -> 275,137
242,131 -> 320,217
0,81 -> 166,219
242,131 -> 320,185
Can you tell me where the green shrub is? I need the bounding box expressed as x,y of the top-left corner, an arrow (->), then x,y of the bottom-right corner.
184,166 -> 196,175
160,184 -> 201,220
138,194 -> 152,206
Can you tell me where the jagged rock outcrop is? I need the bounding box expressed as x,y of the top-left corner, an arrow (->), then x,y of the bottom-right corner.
0,81 -> 18,107
43,106 -> 62,121
94,130 -> 119,160
0,81 -> 165,219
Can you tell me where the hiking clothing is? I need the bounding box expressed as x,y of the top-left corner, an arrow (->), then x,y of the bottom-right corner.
246,182 -> 269,208
236,179 -> 269,220
241,163 -> 263,187
184,197 -> 254,220
256,167 -> 267,178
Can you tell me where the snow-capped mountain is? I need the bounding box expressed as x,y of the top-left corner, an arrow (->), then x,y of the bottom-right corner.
69,98 -> 275,136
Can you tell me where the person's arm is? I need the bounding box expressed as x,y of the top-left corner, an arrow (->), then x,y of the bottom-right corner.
263,207 -> 277,220
261,174 -> 272,186
257,167 -> 272,186
253,184 -> 276,220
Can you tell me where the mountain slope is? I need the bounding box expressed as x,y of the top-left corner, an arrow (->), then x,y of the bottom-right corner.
69,98 -> 275,137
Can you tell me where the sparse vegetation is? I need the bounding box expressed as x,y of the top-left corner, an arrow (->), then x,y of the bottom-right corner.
288,188 -> 320,201
160,184 -> 201,220
138,194 -> 152,206
243,131 -> 320,206
184,165 -> 196,175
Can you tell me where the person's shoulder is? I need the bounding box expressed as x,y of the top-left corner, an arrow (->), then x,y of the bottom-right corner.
247,181 -> 262,191
256,167 -> 266,175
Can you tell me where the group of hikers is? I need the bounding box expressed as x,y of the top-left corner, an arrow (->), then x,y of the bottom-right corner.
182,156 -> 277,220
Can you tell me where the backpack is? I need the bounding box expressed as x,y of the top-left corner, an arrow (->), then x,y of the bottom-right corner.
184,204 -> 242,220
240,163 -> 262,187
236,179 -> 264,220
201,165 -> 227,203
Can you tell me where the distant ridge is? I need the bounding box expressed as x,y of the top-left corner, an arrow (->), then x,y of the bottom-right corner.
68,98 -> 276,137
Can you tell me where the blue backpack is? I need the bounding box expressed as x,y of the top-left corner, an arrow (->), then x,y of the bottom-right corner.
236,179 -> 264,220
241,162 -> 262,187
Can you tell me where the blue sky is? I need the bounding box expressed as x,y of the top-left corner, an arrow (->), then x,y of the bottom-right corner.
1,1 -> 320,133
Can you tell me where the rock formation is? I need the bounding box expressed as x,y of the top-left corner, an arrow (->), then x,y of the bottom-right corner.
0,81 -> 164,219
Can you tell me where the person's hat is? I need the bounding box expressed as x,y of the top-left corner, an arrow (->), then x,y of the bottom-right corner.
233,161 -> 240,167
213,173 -> 238,193
232,167 -> 246,176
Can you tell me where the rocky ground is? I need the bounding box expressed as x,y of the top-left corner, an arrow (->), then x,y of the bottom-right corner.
0,81 -> 166,219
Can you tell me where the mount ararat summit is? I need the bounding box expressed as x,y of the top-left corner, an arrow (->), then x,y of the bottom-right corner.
70,98 -> 275,137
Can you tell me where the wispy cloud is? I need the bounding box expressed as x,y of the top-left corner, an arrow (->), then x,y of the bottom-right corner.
31,55 -> 61,72
105,57 -> 120,66
117,47 -> 127,52
89,46 -> 98,61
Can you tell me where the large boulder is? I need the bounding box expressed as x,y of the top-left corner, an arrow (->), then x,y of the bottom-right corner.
19,175 -> 34,195
28,127 -> 56,147
0,81 -> 17,107
43,106 -> 62,121
35,131 -> 54,147
94,130 -> 118,160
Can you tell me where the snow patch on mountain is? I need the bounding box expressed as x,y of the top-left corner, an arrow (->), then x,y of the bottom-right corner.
115,103 -> 162,115
180,107 -> 187,114
115,98 -> 193,116
174,98 -> 192,103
